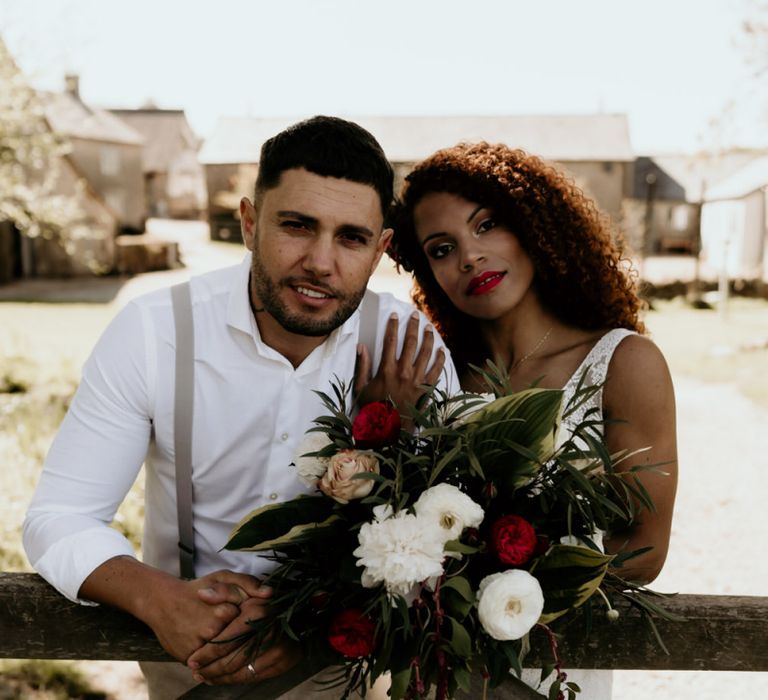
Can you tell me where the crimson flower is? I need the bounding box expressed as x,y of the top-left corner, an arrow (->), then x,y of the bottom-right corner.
328,609 -> 377,657
490,514 -> 537,566
352,401 -> 400,448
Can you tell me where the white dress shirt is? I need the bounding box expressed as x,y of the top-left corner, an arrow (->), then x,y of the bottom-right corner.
23,255 -> 459,603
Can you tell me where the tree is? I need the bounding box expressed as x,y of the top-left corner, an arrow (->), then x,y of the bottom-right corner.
0,36 -> 81,241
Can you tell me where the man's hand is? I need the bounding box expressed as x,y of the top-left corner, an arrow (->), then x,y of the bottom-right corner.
355,311 -> 445,417
187,586 -> 302,685
78,558 -> 265,664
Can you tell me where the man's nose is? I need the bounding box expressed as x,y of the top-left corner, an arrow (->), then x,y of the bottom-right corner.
302,235 -> 334,276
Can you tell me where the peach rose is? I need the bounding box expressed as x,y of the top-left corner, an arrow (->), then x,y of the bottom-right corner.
319,449 -> 379,504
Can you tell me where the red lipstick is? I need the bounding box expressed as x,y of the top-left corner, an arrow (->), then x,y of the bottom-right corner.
466,271 -> 506,296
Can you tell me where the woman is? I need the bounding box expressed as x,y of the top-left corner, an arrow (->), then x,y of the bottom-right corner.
386,142 -> 678,698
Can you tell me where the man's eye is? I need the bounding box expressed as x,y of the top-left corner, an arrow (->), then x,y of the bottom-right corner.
340,232 -> 368,246
281,220 -> 308,231
427,242 -> 454,260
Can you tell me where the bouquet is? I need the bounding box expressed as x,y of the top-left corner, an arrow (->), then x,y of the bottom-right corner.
225,368 -> 672,699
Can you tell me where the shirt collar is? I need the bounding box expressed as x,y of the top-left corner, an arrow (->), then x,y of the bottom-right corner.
226,252 -> 361,356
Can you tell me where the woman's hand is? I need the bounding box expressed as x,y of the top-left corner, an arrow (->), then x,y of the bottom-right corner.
354,311 -> 445,419
187,586 -> 301,685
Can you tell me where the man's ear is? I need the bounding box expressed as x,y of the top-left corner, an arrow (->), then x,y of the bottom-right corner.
240,197 -> 258,250
372,227 -> 394,269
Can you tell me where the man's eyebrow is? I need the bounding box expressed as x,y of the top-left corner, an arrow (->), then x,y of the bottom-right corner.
276,210 -> 318,226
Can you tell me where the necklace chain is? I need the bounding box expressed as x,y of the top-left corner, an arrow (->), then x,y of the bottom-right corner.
509,326 -> 553,373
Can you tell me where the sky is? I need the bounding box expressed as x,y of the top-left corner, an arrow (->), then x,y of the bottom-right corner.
0,0 -> 764,155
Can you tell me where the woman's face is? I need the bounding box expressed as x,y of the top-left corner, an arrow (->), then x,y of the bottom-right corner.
413,191 -> 536,321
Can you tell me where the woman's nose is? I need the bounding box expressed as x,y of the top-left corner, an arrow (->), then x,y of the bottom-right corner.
460,247 -> 486,272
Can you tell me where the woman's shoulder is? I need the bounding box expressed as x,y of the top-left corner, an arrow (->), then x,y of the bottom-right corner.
604,332 -> 675,411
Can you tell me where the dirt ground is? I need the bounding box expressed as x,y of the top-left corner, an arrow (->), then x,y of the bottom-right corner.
5,220 -> 766,698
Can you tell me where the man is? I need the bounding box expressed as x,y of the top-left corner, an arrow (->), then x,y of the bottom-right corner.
23,116 -> 458,698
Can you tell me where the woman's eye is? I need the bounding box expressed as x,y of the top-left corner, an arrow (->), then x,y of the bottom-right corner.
476,218 -> 496,235
427,242 -> 454,260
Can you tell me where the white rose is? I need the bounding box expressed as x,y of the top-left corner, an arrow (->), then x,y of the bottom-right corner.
319,449 -> 379,504
353,509 -> 445,603
294,432 -> 333,487
413,483 -> 484,542
477,570 -> 544,640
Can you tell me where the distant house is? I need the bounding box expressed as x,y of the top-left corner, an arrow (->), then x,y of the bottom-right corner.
622,156 -> 700,256
43,75 -> 146,232
0,63 -> 123,282
701,155 -> 768,281
198,114 -> 634,242
109,107 -> 207,219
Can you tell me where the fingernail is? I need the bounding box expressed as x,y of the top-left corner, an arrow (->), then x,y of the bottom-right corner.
356,344 -> 363,356
425,325 -> 433,333
258,585 -> 273,595
390,312 -> 398,320
410,311 -> 419,319
199,587 -> 216,596
193,673 -> 204,682
188,661 -> 199,670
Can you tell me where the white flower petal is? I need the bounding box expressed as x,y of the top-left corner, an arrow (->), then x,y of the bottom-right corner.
413,483 -> 484,541
477,570 -> 544,640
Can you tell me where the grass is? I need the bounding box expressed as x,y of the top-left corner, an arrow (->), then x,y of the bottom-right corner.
0,660 -> 106,700
644,297 -> 768,409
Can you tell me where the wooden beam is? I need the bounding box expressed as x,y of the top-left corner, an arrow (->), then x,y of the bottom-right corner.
3,573 -> 767,699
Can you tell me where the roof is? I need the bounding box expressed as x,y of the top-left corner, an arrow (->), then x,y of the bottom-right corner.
630,157 -> 686,201
42,91 -> 144,146
651,150 -> 768,203
109,109 -> 200,173
705,156 -> 768,201
199,114 -> 634,165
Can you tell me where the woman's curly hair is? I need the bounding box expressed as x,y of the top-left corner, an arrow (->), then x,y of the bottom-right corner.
387,142 -> 645,373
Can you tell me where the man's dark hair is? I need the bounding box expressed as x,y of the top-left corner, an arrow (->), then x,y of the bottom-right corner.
254,116 -> 394,216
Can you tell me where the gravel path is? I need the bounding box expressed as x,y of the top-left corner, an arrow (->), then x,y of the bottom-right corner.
614,376 -> 768,698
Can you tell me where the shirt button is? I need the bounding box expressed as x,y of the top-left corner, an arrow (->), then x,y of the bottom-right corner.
269,492 -> 279,500
280,433 -> 289,441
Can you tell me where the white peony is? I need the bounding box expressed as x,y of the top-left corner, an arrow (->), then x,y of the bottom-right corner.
353,509 -> 446,603
477,570 -> 544,640
413,483 -> 484,542
294,432 -> 333,487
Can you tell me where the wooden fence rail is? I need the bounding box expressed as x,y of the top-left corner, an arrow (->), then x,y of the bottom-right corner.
2,573 -> 767,699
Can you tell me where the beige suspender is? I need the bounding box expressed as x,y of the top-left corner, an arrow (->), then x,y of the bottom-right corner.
171,282 -> 196,579
170,283 -> 380,580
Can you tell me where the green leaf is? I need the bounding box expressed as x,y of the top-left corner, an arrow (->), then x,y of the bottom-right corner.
225,495 -> 336,551
389,667 -> 412,700
461,388 -> 563,489
530,544 -> 614,623
447,617 -> 473,658
442,576 -> 475,603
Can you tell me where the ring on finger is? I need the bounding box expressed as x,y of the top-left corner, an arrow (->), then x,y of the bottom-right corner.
247,662 -> 257,679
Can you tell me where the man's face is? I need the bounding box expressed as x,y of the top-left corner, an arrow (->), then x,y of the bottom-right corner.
240,168 -> 392,338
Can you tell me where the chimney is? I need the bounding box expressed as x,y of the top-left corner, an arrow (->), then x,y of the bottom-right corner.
64,74 -> 80,99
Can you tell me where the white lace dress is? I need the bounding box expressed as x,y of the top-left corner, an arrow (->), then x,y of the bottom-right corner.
514,328 -> 636,699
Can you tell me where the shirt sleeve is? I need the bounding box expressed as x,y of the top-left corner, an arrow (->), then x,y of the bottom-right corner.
22,300 -> 155,604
